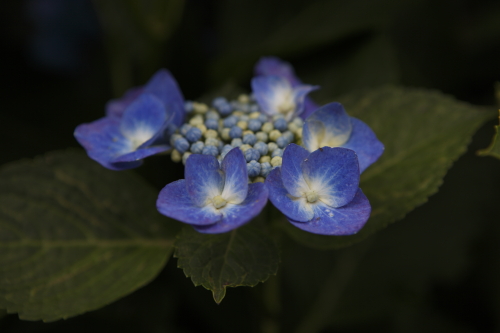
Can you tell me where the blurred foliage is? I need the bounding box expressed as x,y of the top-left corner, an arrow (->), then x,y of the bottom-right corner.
1,0 -> 500,332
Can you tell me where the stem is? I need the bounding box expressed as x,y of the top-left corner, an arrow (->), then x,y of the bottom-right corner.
294,239 -> 373,333
261,274 -> 281,333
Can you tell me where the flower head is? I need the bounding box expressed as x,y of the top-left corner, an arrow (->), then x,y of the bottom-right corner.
302,102 -> 384,173
156,148 -> 269,234
74,69 -> 185,170
266,144 -> 371,235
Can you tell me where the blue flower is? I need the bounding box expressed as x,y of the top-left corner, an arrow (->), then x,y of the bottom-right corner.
266,144 -> 371,235
251,75 -> 318,121
302,102 -> 384,173
254,56 -> 320,119
74,69 -> 185,170
156,148 -> 269,234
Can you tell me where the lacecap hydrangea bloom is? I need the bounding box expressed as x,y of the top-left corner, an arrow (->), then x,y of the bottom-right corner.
74,57 -> 384,235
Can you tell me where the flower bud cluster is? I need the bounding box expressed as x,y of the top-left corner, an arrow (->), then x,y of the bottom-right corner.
169,94 -> 304,182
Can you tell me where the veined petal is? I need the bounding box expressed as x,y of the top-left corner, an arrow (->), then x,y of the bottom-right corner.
143,68 -> 185,128
280,144 -> 310,197
185,154 -> 224,207
194,183 -> 268,234
342,117 -> 384,173
302,102 -> 352,152
266,168 -> 315,222
292,84 -> 319,119
221,148 -> 248,204
120,93 -> 167,149
301,147 -> 359,208
254,56 -> 301,86
157,180 -> 222,225
74,116 -> 140,170
251,75 -> 295,117
287,189 -> 371,235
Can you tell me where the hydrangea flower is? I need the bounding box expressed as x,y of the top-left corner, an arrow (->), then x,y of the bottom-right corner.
266,144 -> 371,235
302,102 -> 384,173
254,56 -> 320,119
254,56 -> 383,172
251,75 -> 318,121
157,148 -> 269,234
74,69 -> 185,170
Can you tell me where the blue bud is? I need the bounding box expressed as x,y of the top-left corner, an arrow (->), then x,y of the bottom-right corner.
223,116 -> 238,128
258,114 -> 268,123
180,124 -> 192,136
190,141 -> 205,154
282,131 -> 294,142
221,144 -> 233,158
242,133 -> 257,145
250,104 -> 260,113
205,110 -> 220,119
272,148 -> 283,158
184,101 -> 194,112
229,126 -> 243,139
248,119 -> 262,132
231,138 -> 243,147
274,118 -> 288,132
276,136 -> 289,148
205,118 -> 219,130
247,160 -> 261,178
212,97 -> 232,115
185,127 -> 202,142
260,162 -> 272,177
254,141 -> 268,155
202,145 -> 219,157
244,148 -> 260,162
174,137 -> 190,153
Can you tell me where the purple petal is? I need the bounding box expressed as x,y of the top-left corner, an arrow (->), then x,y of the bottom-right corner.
120,93 -> 167,145
266,168 -> 315,222
254,56 -> 301,86
302,102 -> 352,152
143,69 -> 185,128
293,84 -> 320,118
193,183 -> 268,234
301,147 -> 359,208
342,117 -> 384,173
221,148 -> 248,205
287,189 -> 371,235
301,99 -> 320,120
74,117 -> 140,170
185,154 -> 224,207
157,180 -> 222,226
105,87 -> 144,118
251,75 -> 293,117
280,144 -> 310,197
112,145 -> 169,163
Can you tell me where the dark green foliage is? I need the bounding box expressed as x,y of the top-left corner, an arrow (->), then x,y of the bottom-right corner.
0,150 -> 179,321
175,225 -> 279,303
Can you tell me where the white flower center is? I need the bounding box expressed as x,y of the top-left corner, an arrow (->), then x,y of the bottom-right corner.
212,195 -> 227,209
305,190 -> 319,203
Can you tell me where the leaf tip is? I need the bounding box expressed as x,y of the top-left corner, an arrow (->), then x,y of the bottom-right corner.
212,287 -> 226,304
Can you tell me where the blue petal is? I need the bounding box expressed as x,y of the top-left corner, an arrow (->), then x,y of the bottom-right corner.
193,183 -> 268,234
293,84 -> 320,118
74,117 -> 141,170
342,117 -> 384,173
143,69 -> 185,128
105,87 -> 144,118
185,154 -> 224,207
266,168 -> 315,222
221,148 -> 248,205
301,99 -> 320,120
302,102 -> 352,152
112,145 -> 169,163
156,180 -> 222,226
287,189 -> 371,235
120,93 -> 167,147
254,57 -> 301,86
301,147 -> 359,208
251,75 -> 293,117
280,144 -> 310,197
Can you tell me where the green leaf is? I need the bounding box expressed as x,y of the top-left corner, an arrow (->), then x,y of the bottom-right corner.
175,224 -> 280,303
477,110 -> 500,159
0,150 -> 179,321
283,86 -> 494,249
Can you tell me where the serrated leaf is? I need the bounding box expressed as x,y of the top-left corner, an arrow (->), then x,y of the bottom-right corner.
0,150 -> 179,321
175,224 -> 279,303
283,86 -> 494,249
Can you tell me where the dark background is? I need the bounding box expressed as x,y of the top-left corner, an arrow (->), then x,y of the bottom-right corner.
1,0 -> 500,332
